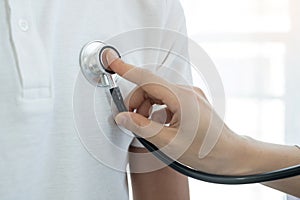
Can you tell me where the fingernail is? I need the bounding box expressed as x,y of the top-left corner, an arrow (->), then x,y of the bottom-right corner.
115,114 -> 127,126
106,49 -> 119,66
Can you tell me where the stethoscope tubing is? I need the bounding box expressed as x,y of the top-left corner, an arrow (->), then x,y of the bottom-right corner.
110,86 -> 300,184
136,136 -> 300,184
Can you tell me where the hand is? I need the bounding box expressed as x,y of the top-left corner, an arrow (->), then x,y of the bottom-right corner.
105,52 -> 300,198
106,52 -> 249,175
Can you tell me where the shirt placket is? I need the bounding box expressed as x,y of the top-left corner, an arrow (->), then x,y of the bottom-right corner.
7,0 -> 52,100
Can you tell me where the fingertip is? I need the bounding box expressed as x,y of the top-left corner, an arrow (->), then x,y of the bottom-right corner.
106,51 -> 134,76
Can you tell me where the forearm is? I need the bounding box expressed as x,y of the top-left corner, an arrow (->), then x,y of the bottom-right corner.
242,137 -> 300,197
211,131 -> 300,197
242,137 -> 300,174
129,146 -> 190,200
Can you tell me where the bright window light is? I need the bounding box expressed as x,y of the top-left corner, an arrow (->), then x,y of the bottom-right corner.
179,0 -> 294,199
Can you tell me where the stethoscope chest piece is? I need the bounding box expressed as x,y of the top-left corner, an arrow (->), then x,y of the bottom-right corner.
79,40 -> 121,87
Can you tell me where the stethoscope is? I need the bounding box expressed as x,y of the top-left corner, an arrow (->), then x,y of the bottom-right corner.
79,40 -> 300,184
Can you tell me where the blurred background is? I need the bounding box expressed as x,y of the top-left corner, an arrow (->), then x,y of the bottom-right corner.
179,0 -> 300,199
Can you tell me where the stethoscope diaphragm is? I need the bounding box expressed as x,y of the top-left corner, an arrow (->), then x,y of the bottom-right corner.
79,40 -> 121,87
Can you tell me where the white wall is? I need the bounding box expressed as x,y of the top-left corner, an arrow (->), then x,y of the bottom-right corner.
180,0 -> 300,199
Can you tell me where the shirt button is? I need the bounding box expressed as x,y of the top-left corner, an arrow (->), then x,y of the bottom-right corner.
18,19 -> 29,32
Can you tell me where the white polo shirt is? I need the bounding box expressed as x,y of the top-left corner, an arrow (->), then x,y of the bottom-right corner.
0,0 -> 190,199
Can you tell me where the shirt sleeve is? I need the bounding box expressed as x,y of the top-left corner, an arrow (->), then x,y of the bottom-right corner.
130,0 -> 192,148
161,0 -> 192,84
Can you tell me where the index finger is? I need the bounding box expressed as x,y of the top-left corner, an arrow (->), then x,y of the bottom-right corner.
106,51 -> 180,111
106,50 -> 168,85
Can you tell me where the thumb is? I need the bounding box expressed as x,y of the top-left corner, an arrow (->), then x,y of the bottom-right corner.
115,112 -> 167,146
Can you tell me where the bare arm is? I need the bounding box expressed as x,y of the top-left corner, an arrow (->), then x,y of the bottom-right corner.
188,130 -> 300,197
129,146 -> 189,200
240,137 -> 300,197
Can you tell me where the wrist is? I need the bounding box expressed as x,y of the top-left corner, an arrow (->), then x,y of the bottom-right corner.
209,133 -> 300,175
241,138 -> 300,175
198,127 -> 250,175
196,127 -> 300,176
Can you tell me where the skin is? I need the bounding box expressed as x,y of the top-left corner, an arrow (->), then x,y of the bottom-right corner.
106,52 -> 300,198
130,147 -> 190,200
